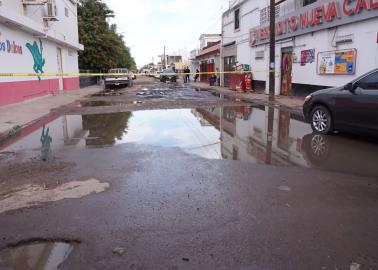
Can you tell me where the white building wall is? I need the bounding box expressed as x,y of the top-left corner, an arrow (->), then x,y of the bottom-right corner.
200,35 -> 221,50
0,24 -> 79,83
291,20 -> 378,87
223,0 -> 378,95
0,0 -> 82,105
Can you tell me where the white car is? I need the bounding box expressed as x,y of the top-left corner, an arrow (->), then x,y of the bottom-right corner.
104,68 -> 133,89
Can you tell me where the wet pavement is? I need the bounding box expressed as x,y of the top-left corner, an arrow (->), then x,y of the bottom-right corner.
0,78 -> 377,269
0,241 -> 75,270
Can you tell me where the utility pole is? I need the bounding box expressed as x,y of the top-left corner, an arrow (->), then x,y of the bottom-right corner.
163,46 -> 166,69
220,17 -> 224,87
269,0 -> 276,101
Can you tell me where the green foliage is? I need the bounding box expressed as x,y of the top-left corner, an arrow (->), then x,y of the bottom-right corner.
78,0 -> 136,70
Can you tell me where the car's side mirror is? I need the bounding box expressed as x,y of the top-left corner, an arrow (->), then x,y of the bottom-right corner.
344,82 -> 355,92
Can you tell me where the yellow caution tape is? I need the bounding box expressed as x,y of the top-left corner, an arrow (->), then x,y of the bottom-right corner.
0,70 -> 280,77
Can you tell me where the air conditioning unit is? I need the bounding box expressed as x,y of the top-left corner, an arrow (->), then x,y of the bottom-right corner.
44,0 -> 58,21
22,0 -> 47,5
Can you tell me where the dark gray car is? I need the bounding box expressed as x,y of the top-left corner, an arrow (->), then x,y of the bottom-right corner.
159,69 -> 177,82
303,68 -> 378,135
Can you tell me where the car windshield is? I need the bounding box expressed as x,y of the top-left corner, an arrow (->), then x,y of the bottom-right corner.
163,69 -> 175,74
108,69 -> 128,73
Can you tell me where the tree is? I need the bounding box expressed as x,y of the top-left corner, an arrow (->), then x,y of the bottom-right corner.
77,0 -> 136,71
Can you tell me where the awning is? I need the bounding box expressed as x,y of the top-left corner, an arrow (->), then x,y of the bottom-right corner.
196,44 -> 220,59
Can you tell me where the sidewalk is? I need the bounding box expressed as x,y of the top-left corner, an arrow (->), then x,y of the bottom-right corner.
0,85 -> 102,142
190,81 -> 305,113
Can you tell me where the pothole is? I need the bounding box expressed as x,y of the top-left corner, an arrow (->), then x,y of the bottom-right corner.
0,239 -> 79,270
91,91 -> 124,97
0,152 -> 15,161
80,100 -> 112,107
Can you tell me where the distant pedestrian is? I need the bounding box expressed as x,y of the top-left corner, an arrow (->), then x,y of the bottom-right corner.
194,69 -> 199,82
185,67 -> 190,83
182,69 -> 187,83
209,74 -> 217,86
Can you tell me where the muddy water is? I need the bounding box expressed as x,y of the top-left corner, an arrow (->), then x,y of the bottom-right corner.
1,106 -> 378,177
0,241 -> 73,270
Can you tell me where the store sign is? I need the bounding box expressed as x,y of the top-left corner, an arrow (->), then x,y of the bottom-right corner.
250,0 -> 378,46
317,49 -> 356,75
0,34 -> 23,55
300,49 -> 315,66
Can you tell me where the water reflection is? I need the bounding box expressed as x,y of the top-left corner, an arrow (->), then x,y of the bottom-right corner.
216,105 -> 311,167
82,112 -> 132,146
302,133 -> 378,178
1,106 -> 378,177
0,242 -> 73,270
117,109 -> 221,159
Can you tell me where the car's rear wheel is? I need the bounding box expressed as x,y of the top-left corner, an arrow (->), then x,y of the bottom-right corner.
310,105 -> 333,134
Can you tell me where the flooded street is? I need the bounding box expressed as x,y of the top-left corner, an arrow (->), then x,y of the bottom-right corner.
0,79 -> 377,270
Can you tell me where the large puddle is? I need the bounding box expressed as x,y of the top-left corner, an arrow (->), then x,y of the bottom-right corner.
1,106 -> 378,178
0,241 -> 74,270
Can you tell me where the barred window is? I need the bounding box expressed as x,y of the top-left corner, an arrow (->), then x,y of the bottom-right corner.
260,5 -> 280,25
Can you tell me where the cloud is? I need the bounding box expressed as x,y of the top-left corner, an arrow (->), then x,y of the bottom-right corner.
103,0 -> 230,67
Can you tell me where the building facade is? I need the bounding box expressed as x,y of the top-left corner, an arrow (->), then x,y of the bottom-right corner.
222,0 -> 378,95
190,34 -> 221,81
196,41 -> 221,82
0,0 -> 83,106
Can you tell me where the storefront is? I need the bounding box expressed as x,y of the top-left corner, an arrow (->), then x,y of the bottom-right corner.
250,0 -> 378,96
222,0 -> 378,96
0,0 -> 83,106
195,41 -> 220,83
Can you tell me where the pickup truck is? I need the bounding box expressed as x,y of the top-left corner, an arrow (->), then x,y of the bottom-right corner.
104,68 -> 134,89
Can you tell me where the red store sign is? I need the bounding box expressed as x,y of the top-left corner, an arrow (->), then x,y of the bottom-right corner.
250,0 -> 378,46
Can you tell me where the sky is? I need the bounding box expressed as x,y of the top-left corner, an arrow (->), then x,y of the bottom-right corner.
103,0 -> 230,68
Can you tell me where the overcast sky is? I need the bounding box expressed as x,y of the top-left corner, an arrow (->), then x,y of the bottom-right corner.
103,0 -> 230,68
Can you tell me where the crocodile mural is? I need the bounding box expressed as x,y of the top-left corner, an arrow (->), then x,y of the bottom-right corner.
26,39 -> 45,81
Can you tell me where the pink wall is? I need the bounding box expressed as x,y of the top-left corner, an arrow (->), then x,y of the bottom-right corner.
0,79 -> 59,106
63,77 -> 80,91
0,77 -> 80,106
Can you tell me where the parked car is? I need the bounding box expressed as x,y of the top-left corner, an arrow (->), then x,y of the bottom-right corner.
104,68 -> 133,89
130,72 -> 137,80
160,69 -> 177,82
303,68 -> 378,135
154,71 -> 162,80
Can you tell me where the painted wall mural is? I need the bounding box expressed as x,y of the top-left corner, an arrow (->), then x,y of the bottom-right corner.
26,39 -> 46,80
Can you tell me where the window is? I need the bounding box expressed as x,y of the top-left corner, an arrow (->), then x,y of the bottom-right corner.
302,0 -> 317,7
65,7 -> 69,17
260,5 -> 280,25
234,9 -> 240,30
356,71 -> 378,90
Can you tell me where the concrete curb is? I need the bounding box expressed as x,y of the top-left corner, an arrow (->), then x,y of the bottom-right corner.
190,83 -> 304,116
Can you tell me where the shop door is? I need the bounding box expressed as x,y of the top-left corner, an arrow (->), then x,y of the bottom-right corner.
281,50 -> 293,96
56,47 -> 64,91
224,56 -> 236,87
207,63 -> 214,81
200,63 -> 207,82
